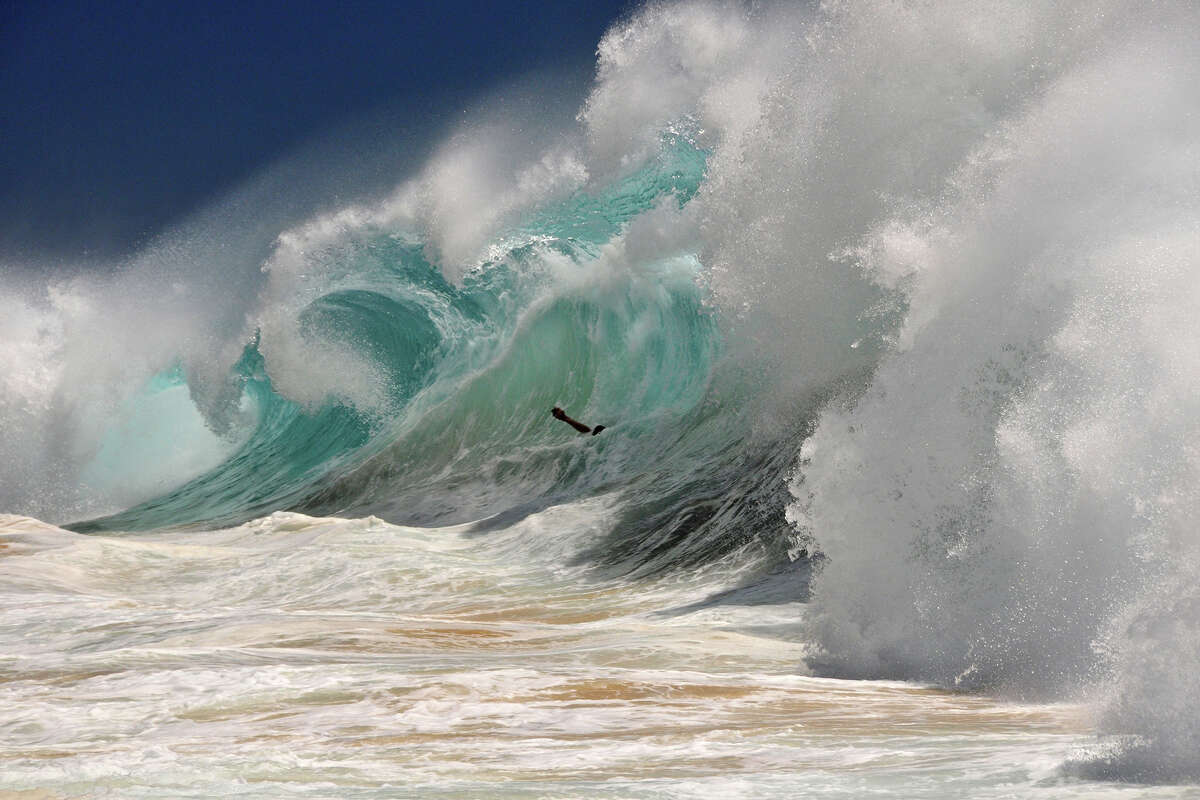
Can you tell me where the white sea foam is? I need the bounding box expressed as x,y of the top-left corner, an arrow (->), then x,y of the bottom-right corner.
0,509 -> 1103,799
578,0 -> 1200,780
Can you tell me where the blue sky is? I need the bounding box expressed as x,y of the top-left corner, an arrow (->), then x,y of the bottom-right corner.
1,0 -> 632,262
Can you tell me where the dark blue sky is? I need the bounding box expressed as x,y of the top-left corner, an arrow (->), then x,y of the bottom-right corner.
1,0 -> 632,262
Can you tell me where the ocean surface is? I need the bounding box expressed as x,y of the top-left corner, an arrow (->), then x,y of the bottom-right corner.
3,1 -> 1200,796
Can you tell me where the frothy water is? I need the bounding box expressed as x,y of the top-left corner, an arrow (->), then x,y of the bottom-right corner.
3,0 -> 1200,793
0,510 -> 1108,798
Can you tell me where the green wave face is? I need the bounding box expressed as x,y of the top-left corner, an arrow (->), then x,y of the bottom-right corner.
73,135 -> 759,562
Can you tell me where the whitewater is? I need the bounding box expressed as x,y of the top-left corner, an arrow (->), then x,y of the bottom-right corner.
3,0 -> 1200,796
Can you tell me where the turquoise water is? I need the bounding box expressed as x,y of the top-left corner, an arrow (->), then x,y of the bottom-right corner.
73,135 -> 741,552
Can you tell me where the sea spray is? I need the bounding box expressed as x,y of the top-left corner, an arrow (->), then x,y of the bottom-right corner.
762,0 -> 1200,779
582,0 -> 1200,779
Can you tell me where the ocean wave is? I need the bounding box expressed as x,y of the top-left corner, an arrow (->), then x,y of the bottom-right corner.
2,0 -> 1199,783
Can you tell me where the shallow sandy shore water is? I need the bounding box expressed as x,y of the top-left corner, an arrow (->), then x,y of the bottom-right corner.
0,510 -> 1188,799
